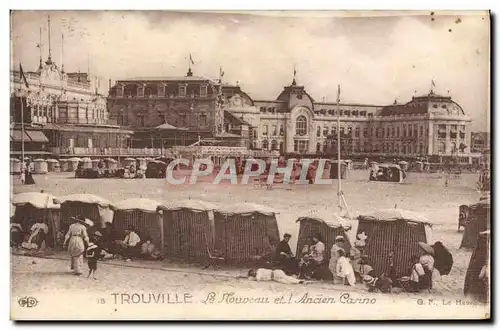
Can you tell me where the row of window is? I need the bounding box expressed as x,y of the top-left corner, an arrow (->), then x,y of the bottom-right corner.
258,107 -> 372,118
118,113 -> 208,127
116,85 -> 208,98
257,139 -> 431,155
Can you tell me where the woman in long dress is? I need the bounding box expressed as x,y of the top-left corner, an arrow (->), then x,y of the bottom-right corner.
63,216 -> 90,275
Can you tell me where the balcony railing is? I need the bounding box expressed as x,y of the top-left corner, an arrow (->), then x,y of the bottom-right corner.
51,147 -> 164,157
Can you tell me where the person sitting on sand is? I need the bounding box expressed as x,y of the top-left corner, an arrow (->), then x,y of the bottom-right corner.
404,255 -> 432,292
22,218 -> 49,250
116,226 -> 141,261
363,274 -> 392,293
140,237 -> 162,260
10,219 -> 23,248
248,268 -> 304,285
274,233 -> 299,275
336,248 -> 356,286
299,234 -> 325,280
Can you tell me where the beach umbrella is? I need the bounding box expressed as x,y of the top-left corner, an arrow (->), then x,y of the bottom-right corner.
418,241 -> 435,255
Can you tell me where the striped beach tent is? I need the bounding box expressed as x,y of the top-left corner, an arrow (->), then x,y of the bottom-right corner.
356,209 -> 433,278
157,199 -> 217,261
460,198 -> 490,249
59,194 -> 114,233
111,198 -> 163,249
214,203 -> 280,265
295,210 -> 352,262
11,192 -> 61,247
464,230 -> 490,303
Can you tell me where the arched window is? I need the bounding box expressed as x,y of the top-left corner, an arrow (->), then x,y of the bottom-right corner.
262,140 -> 269,150
279,142 -> 284,153
271,140 -> 278,150
316,142 -> 321,152
451,142 -> 457,153
296,115 -> 307,136
323,140 -> 327,152
317,125 -> 321,137
438,141 -> 446,154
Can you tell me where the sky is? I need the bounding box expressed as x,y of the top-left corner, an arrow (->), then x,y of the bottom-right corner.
10,10 -> 490,131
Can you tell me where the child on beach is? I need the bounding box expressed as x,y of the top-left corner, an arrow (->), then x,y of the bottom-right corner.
86,238 -> 102,280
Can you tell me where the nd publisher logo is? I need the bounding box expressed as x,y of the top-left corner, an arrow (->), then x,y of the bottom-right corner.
18,296 -> 38,308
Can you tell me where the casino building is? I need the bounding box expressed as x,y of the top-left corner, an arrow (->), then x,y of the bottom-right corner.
10,17 -> 132,159
109,67 -> 478,163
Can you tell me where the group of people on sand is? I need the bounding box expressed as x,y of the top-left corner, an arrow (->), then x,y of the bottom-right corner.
10,217 -> 49,251
18,160 -> 36,185
248,232 -> 453,294
61,216 -> 164,278
248,233 -> 376,288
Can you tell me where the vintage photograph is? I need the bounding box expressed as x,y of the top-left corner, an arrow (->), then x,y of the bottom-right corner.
9,10 -> 490,320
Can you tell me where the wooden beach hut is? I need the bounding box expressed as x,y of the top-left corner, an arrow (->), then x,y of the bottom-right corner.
33,159 -> 48,174
11,192 -> 61,247
46,159 -> 60,172
59,159 -> 69,172
214,203 -> 280,264
329,160 -> 347,179
81,157 -> 92,169
464,230 -> 490,303
460,198 -> 490,249
91,159 -> 100,170
123,157 -> 136,168
296,210 -> 352,262
11,158 -> 21,174
105,158 -> 118,170
59,194 -> 114,233
111,198 -> 163,249
157,200 -> 217,261
356,209 -> 433,278
67,158 -> 82,172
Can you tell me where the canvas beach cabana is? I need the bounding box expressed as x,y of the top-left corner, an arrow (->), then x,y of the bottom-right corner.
11,192 -> 61,247
464,230 -> 490,303
356,209 -> 433,278
157,199 -> 217,261
296,210 -> 352,262
460,198 -> 490,249
46,159 -> 60,172
67,157 -> 82,172
59,194 -> 114,233
111,198 -> 163,249
214,203 -> 280,264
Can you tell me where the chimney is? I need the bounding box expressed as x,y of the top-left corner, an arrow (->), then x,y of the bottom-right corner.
109,79 -> 112,89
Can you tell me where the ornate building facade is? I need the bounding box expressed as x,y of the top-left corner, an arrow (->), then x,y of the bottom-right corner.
106,70 -> 478,162
107,69 -> 250,149
10,57 -> 132,158
227,78 -> 478,162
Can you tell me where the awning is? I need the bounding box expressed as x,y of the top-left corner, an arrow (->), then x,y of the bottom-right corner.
26,130 -> 49,143
11,130 -> 31,142
10,151 -> 52,155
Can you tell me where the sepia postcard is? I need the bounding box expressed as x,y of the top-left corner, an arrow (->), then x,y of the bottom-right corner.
10,9 -> 490,320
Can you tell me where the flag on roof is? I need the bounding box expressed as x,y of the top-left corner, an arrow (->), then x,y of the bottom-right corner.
19,63 -> 29,89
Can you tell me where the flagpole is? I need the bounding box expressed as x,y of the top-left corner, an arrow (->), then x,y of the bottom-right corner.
336,84 -> 341,211
20,67 -> 25,165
